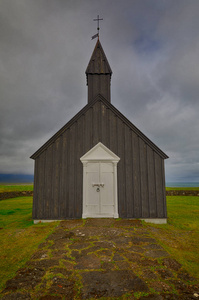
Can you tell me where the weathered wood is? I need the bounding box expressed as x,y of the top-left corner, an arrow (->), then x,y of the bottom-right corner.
68,124 -> 75,218
125,127 -> 133,218
60,132 -> 67,218
139,139 -> 149,218
117,119 -> 125,217
32,99 -> 167,220
65,129 -> 70,218
154,152 -> 165,218
37,152 -> 45,219
101,103 -> 108,146
32,159 -> 38,218
106,108 -> 110,148
93,101 -> 100,145
44,145 -> 53,218
147,147 -> 157,218
53,138 -> 60,218
161,159 -> 167,218
85,108 -> 92,153
110,113 -> 117,154
76,117 -> 84,217
132,133 -> 141,218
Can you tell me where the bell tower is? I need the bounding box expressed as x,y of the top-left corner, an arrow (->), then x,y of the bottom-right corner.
86,39 -> 112,103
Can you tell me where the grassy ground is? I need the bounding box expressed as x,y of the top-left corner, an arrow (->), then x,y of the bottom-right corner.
166,187 -> 199,191
0,185 -> 33,193
145,196 -> 199,280
0,190 -> 198,292
0,197 -> 58,291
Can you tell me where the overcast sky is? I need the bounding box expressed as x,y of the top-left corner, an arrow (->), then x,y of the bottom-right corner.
0,0 -> 199,182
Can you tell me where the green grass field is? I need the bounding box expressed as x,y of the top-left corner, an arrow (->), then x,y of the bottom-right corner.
0,196 -> 58,291
0,187 -> 198,292
166,187 -> 199,191
0,185 -> 33,193
145,196 -> 199,280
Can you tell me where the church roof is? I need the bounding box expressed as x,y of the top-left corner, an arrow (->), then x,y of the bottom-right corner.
30,94 -> 168,160
86,39 -> 112,79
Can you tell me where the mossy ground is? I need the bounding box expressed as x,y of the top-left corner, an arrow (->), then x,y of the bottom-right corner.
1,217 -> 198,299
0,188 -> 198,299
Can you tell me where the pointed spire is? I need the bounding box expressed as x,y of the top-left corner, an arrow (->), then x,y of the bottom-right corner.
86,39 -> 112,75
86,39 -> 112,103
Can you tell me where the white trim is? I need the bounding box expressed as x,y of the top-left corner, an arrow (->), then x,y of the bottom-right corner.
34,220 -> 60,224
113,162 -> 119,218
141,218 -> 167,224
80,142 -> 120,219
80,142 -> 120,162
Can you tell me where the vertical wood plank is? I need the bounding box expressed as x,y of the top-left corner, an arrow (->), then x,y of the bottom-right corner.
85,107 -> 92,152
93,101 -> 100,145
32,159 -> 39,219
125,126 -> 133,218
109,111 -> 117,154
65,129 -> 70,218
60,131 -> 67,218
101,103 -> 108,146
44,145 -> 53,219
132,133 -> 141,218
58,135 -> 64,218
76,117 -> 84,217
154,152 -> 164,218
73,122 -> 77,218
139,139 -> 149,218
147,147 -> 156,217
161,159 -> 167,218
69,125 -> 75,218
106,108 -> 110,148
98,101 -> 102,142
117,118 -> 125,217
53,138 -> 61,218
37,153 -> 45,219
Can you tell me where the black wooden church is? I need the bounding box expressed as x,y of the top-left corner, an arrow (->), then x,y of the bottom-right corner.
31,38 -> 168,224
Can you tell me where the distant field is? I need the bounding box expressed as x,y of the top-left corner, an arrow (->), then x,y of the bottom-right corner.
0,185 -> 33,193
166,186 -> 199,191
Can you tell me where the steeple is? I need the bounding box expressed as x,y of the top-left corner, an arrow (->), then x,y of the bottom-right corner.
86,39 -> 112,103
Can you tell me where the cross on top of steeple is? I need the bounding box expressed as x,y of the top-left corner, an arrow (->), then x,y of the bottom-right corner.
93,15 -> 103,36
92,15 -> 103,40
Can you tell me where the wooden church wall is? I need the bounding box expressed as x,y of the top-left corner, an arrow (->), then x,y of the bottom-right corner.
33,100 -> 167,220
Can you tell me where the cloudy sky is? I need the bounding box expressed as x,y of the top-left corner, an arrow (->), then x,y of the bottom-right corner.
0,0 -> 199,183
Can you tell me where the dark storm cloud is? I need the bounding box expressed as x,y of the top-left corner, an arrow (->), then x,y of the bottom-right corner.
0,0 -> 199,182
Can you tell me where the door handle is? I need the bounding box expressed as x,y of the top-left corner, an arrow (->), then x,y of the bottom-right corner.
92,183 -> 104,187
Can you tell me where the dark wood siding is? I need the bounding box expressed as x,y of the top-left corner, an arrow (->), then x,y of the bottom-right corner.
33,99 -> 167,220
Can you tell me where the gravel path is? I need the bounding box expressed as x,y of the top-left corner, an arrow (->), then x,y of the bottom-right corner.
1,219 -> 198,299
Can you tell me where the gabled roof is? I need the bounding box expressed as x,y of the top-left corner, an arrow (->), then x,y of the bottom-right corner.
86,39 -> 112,77
30,94 -> 168,160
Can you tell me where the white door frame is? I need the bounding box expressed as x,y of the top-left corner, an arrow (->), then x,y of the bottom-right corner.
80,142 -> 120,218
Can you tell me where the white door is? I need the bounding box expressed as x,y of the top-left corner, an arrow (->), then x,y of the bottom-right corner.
80,142 -> 120,219
85,162 -> 115,217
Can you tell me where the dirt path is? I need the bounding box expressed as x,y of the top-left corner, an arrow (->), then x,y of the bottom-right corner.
1,219 -> 198,299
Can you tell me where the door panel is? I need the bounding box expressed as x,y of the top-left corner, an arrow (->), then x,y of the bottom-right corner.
86,163 -> 100,215
85,162 -> 115,217
100,163 -> 114,214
